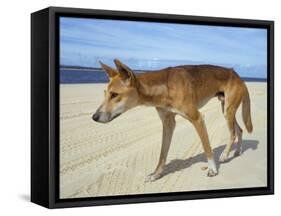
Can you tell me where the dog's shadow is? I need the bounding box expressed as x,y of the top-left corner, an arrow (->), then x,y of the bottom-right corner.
159,139 -> 259,178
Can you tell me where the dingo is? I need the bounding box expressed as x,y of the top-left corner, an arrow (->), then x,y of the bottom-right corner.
92,59 -> 253,182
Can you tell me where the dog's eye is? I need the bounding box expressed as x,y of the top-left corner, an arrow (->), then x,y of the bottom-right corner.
110,92 -> 119,99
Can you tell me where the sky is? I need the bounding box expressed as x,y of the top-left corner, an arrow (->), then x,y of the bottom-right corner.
60,17 -> 267,78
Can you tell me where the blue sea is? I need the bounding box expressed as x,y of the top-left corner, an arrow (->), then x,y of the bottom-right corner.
60,68 -> 267,84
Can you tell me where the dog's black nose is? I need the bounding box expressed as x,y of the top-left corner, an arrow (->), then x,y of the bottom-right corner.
92,113 -> 99,121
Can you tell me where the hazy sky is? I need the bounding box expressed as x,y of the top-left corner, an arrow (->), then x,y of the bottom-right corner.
60,17 -> 267,77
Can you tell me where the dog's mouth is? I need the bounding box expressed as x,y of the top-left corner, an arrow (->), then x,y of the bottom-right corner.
110,112 -> 122,121
92,111 -> 123,123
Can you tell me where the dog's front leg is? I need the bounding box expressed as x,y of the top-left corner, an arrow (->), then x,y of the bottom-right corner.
145,108 -> 176,182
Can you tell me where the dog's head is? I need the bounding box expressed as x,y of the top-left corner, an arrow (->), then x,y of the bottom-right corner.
92,59 -> 139,123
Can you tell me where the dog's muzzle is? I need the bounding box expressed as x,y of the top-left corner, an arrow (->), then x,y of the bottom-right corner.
92,112 -> 100,122
92,112 -> 110,123
92,111 -> 121,123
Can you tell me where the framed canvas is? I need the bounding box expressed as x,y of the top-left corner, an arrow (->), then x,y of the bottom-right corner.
31,6 -> 274,208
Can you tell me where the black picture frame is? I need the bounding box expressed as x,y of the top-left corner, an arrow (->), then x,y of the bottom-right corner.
31,6 -> 274,209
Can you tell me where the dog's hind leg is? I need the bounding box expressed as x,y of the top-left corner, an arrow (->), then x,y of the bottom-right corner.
219,87 -> 243,162
219,111 -> 237,162
234,119 -> 243,156
145,108 -> 176,182
189,110 -> 218,177
218,93 -> 243,157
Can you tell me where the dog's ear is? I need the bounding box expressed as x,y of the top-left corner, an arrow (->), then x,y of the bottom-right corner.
114,59 -> 136,85
99,61 -> 118,78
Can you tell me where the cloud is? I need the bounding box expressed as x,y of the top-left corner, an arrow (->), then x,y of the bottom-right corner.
60,17 -> 267,77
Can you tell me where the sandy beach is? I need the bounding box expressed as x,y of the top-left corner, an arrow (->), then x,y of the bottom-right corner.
59,82 -> 267,199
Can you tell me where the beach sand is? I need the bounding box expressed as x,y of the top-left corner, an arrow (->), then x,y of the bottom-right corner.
59,82 -> 267,199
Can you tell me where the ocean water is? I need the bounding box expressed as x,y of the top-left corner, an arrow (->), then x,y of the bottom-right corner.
60,68 -> 267,84
60,69 -> 108,83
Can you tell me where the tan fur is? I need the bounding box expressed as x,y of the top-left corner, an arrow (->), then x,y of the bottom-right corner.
92,59 -> 253,181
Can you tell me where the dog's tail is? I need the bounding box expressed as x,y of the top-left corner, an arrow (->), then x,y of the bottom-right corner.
242,84 -> 253,133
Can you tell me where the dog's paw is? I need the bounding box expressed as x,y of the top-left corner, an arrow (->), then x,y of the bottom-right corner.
219,152 -> 228,163
145,173 -> 161,183
207,168 -> 218,177
207,158 -> 218,177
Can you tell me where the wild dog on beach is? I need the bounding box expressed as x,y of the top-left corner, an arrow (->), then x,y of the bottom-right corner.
92,59 -> 253,182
